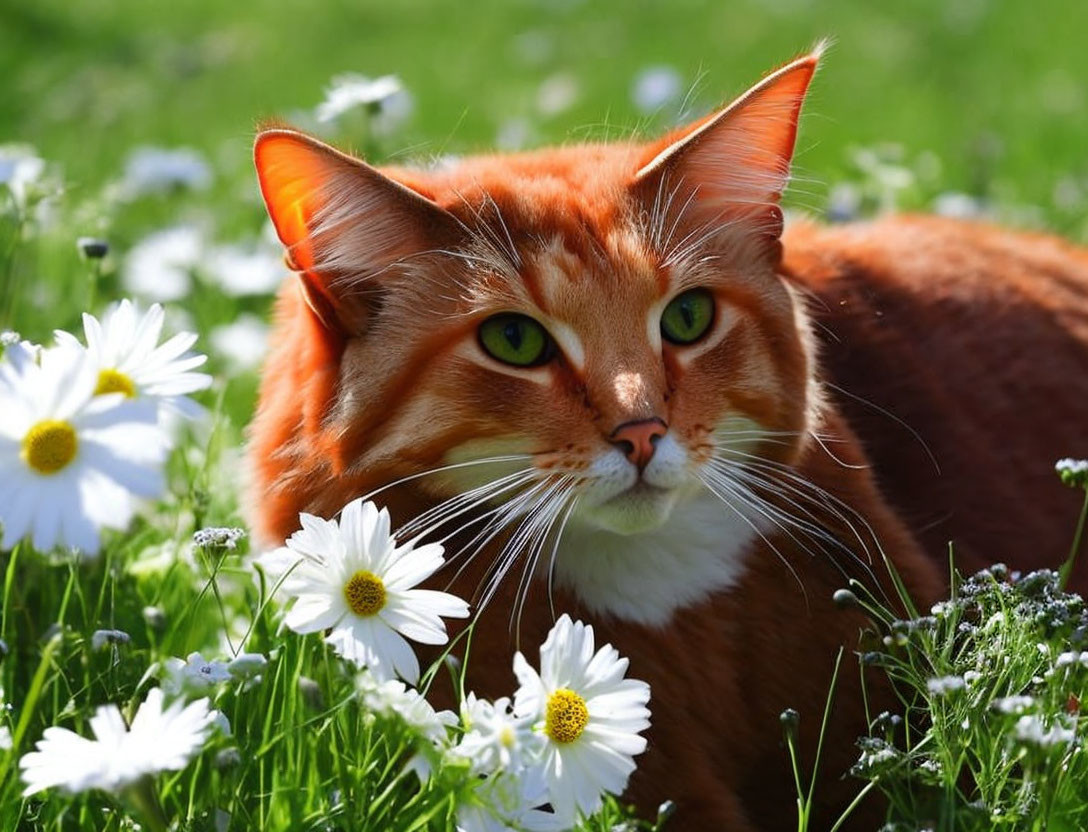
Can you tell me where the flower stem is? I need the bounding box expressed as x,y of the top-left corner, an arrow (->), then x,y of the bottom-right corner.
123,777 -> 170,832
1059,486 -> 1088,590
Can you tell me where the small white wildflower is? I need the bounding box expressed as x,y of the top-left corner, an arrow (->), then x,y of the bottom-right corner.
1014,714 -> 1076,747
963,670 -> 982,685
19,688 -> 213,795
193,527 -> 246,550
203,243 -> 285,297
162,652 -> 232,696
1056,651 -> 1080,668
0,144 -> 46,209
933,192 -> 985,220
536,73 -> 579,116
357,671 -> 457,744
209,315 -> 269,372
457,770 -> 564,832
0,725 -> 11,751
90,629 -> 130,651
227,652 -> 267,681
631,66 -> 683,115
123,226 -> 204,302
120,146 -> 212,197
926,675 -> 966,696
210,710 -> 231,737
452,693 -> 542,775
993,695 -> 1035,715
1056,458 -> 1088,476
265,498 -> 469,683
495,118 -> 535,152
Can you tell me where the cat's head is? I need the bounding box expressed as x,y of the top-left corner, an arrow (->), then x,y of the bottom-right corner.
250,50 -> 823,621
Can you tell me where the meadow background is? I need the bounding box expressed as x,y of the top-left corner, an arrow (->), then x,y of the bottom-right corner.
4,0 -> 1088,829
5,0 -> 1088,408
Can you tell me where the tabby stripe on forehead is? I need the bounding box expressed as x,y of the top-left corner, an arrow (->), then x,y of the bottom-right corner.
517,258 -> 550,312
336,322 -> 480,468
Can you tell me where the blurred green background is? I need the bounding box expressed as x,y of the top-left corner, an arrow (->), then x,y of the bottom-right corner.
4,0 -> 1088,235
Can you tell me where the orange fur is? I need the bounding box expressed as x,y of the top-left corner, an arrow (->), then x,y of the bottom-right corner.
247,50 -> 1088,829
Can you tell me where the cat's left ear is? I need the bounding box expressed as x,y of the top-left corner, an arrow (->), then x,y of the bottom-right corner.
253,128 -> 462,333
632,46 -> 823,257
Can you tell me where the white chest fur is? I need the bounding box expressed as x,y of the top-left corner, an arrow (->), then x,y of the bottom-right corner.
553,491 -> 761,628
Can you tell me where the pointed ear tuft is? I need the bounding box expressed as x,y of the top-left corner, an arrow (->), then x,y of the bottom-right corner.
633,49 -> 821,256
253,129 -> 460,332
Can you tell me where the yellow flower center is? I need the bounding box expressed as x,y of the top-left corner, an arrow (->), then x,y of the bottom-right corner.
499,725 -> 516,748
22,420 -> 78,475
343,570 -> 386,616
545,688 -> 589,744
94,368 -> 136,398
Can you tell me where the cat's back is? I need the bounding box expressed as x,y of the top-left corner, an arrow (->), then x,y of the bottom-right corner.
783,215 -> 1088,585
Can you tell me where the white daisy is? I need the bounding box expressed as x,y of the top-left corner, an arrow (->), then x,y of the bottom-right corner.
120,146 -> 212,198
0,144 -> 46,210
315,73 -> 406,124
203,243 -> 285,296
123,226 -> 203,302
161,652 -> 232,696
268,498 -> 470,683
513,614 -> 651,823
209,314 -> 269,372
0,343 -> 167,555
453,693 -> 542,775
457,770 -> 564,832
56,299 -> 211,422
20,688 -> 213,795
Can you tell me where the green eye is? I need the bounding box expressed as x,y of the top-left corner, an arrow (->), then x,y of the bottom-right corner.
478,313 -> 553,367
661,288 -> 715,345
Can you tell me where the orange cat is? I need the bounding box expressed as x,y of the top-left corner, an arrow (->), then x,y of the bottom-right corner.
247,47 -> 1088,830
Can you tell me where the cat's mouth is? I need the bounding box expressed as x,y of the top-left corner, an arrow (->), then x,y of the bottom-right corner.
578,480 -> 683,534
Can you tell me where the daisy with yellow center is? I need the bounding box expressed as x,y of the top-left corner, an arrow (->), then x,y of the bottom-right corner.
0,342 -> 167,554
267,498 -> 470,683
513,614 -> 651,823
55,298 -> 212,424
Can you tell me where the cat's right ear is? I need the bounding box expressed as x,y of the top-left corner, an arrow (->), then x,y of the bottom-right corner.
254,129 -> 461,333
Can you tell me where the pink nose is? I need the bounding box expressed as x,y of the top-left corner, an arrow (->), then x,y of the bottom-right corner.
610,418 -> 667,470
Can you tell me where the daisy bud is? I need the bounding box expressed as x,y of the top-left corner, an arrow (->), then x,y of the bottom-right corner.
91,629 -> 131,650
142,606 -> 167,630
656,801 -> 677,825
779,708 -> 800,741
76,237 -> 109,260
832,588 -> 860,610
214,748 -> 241,770
298,676 -> 324,710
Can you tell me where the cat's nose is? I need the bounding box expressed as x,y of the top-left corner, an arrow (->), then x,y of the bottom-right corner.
610,418 -> 667,470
